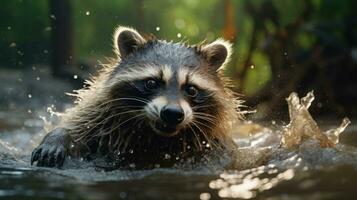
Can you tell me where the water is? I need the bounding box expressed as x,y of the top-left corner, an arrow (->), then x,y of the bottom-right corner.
0,91 -> 356,199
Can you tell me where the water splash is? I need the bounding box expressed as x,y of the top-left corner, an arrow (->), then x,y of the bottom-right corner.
281,91 -> 350,148
230,91 -> 352,170
208,91 -> 353,199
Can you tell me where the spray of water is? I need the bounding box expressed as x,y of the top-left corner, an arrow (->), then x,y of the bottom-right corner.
281,91 -> 350,148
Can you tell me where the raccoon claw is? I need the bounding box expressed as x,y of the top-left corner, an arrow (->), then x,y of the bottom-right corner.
31,144 -> 68,168
31,128 -> 72,168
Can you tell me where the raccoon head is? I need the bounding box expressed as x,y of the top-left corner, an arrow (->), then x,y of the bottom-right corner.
108,26 -> 233,138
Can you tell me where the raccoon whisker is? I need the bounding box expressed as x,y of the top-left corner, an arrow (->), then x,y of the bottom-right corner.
68,110 -> 118,133
122,115 -> 147,152
122,132 -> 134,153
76,110 -> 144,143
192,120 -> 220,149
80,109 -> 140,129
189,122 -> 202,150
113,135 -> 120,149
80,109 -> 144,139
193,112 -> 217,119
112,97 -> 150,104
89,97 -> 147,113
99,109 -> 144,124
191,121 -> 211,147
97,97 -> 149,108
107,114 -> 145,152
117,135 -> 128,152
107,113 -> 147,135
192,104 -> 218,110
194,115 -> 217,126
108,105 -> 144,110
193,119 -> 214,131
187,123 -> 203,151
103,105 -> 143,114
116,129 -> 127,150
69,107 -> 108,122
194,115 -> 216,125
98,135 -> 106,151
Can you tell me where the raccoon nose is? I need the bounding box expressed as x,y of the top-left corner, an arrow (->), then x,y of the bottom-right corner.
160,105 -> 184,125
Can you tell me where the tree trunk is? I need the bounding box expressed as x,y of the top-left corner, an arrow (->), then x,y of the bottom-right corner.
223,0 -> 236,41
49,0 -> 74,77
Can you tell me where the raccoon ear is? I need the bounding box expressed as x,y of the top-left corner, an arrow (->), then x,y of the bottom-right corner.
200,39 -> 232,71
113,26 -> 146,58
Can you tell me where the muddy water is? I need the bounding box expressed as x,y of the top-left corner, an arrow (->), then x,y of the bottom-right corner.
1,92 -> 357,200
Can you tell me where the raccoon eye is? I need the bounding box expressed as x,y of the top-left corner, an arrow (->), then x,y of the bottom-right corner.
145,79 -> 159,90
185,85 -> 198,98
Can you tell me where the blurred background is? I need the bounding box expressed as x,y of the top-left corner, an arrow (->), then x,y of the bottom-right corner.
0,0 -> 356,120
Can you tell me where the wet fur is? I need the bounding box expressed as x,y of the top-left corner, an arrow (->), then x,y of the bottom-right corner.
58,27 -> 242,168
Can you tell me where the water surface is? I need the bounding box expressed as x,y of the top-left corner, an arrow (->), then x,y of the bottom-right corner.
1,90 -> 357,200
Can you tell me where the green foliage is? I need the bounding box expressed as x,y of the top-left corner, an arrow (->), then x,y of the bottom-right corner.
0,0 -> 355,97
243,52 -> 271,95
0,0 -> 50,67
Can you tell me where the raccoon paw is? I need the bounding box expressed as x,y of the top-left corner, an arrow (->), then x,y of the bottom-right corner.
31,128 -> 71,168
31,144 -> 67,168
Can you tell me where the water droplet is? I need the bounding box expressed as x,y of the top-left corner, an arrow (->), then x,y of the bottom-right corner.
50,14 -> 56,20
250,65 -> 255,69
27,109 -> 32,114
187,145 -> 191,149
271,120 -> 276,125
45,27 -> 52,31
43,49 -> 48,54
175,19 -> 186,29
85,11 -> 90,16
36,77 -> 40,81
200,193 -> 211,200
9,42 -> 16,48
28,94 -> 32,98
129,163 -> 136,168
7,26 -> 11,30
129,149 -> 134,154
119,192 -> 127,199
206,143 -> 210,148
164,153 -> 171,159
155,26 -> 160,31
177,33 -> 182,38
202,141 -> 206,144
73,75 -> 78,79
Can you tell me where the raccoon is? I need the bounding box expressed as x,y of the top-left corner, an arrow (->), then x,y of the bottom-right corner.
31,26 -> 242,169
